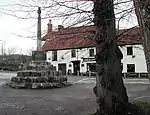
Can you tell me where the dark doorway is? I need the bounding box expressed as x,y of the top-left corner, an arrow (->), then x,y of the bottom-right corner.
72,61 -> 80,75
58,63 -> 66,75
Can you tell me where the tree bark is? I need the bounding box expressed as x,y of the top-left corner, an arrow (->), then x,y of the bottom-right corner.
133,0 -> 150,80
93,0 -> 128,114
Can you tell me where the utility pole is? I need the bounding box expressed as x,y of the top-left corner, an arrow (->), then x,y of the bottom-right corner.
37,7 -> 42,51
1,42 -> 3,55
3,41 -> 5,55
0,40 -> 4,55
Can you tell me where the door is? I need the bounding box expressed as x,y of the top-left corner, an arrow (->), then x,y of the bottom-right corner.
58,63 -> 66,75
72,61 -> 80,75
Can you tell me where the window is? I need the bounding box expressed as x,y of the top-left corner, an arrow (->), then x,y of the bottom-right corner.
127,64 -> 135,72
69,64 -> 72,67
71,49 -> 76,58
87,63 -> 96,72
52,51 -> 57,61
89,49 -> 94,57
127,46 -> 133,55
81,64 -> 84,67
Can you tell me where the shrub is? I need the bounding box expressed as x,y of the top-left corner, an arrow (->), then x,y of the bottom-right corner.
133,101 -> 150,110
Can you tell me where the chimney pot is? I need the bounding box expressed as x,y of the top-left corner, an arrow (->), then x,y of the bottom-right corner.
49,19 -> 51,24
47,19 -> 52,33
58,25 -> 64,31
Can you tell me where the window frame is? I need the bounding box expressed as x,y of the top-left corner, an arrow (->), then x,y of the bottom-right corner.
127,64 -> 135,72
52,50 -> 57,61
127,46 -> 133,55
89,49 -> 94,57
71,49 -> 76,58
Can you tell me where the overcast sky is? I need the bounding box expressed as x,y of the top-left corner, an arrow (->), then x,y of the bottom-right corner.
0,0 -> 48,55
0,0 -> 138,55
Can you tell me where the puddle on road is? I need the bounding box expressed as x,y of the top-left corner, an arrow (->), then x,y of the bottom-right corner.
0,102 -> 27,109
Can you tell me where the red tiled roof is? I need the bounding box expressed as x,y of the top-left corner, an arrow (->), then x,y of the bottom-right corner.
117,27 -> 142,45
42,25 -> 142,51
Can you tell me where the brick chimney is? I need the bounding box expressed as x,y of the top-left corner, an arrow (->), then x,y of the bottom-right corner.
47,19 -> 52,33
58,25 -> 64,31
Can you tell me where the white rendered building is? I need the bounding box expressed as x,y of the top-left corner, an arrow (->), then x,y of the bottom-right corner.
42,21 -> 147,77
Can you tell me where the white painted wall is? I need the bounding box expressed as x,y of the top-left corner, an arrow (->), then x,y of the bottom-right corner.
46,44 -> 148,73
120,45 -> 147,73
46,47 -> 96,73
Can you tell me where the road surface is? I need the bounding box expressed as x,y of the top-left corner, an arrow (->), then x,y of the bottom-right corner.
0,72 -> 149,115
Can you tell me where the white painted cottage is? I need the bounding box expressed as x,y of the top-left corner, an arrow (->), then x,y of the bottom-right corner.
42,20 -> 147,77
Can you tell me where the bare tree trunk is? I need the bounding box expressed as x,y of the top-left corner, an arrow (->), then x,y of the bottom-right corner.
93,0 -> 128,114
133,0 -> 150,80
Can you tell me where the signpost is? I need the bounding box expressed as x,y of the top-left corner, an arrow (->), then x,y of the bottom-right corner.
82,58 -> 95,62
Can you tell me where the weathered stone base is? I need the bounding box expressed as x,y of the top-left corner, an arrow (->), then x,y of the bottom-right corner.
6,82 -> 72,89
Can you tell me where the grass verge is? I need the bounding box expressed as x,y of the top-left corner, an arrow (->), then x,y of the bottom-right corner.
133,101 -> 150,110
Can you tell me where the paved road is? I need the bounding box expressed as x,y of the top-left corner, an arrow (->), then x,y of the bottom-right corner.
0,72 -> 149,115
0,83 -> 96,115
